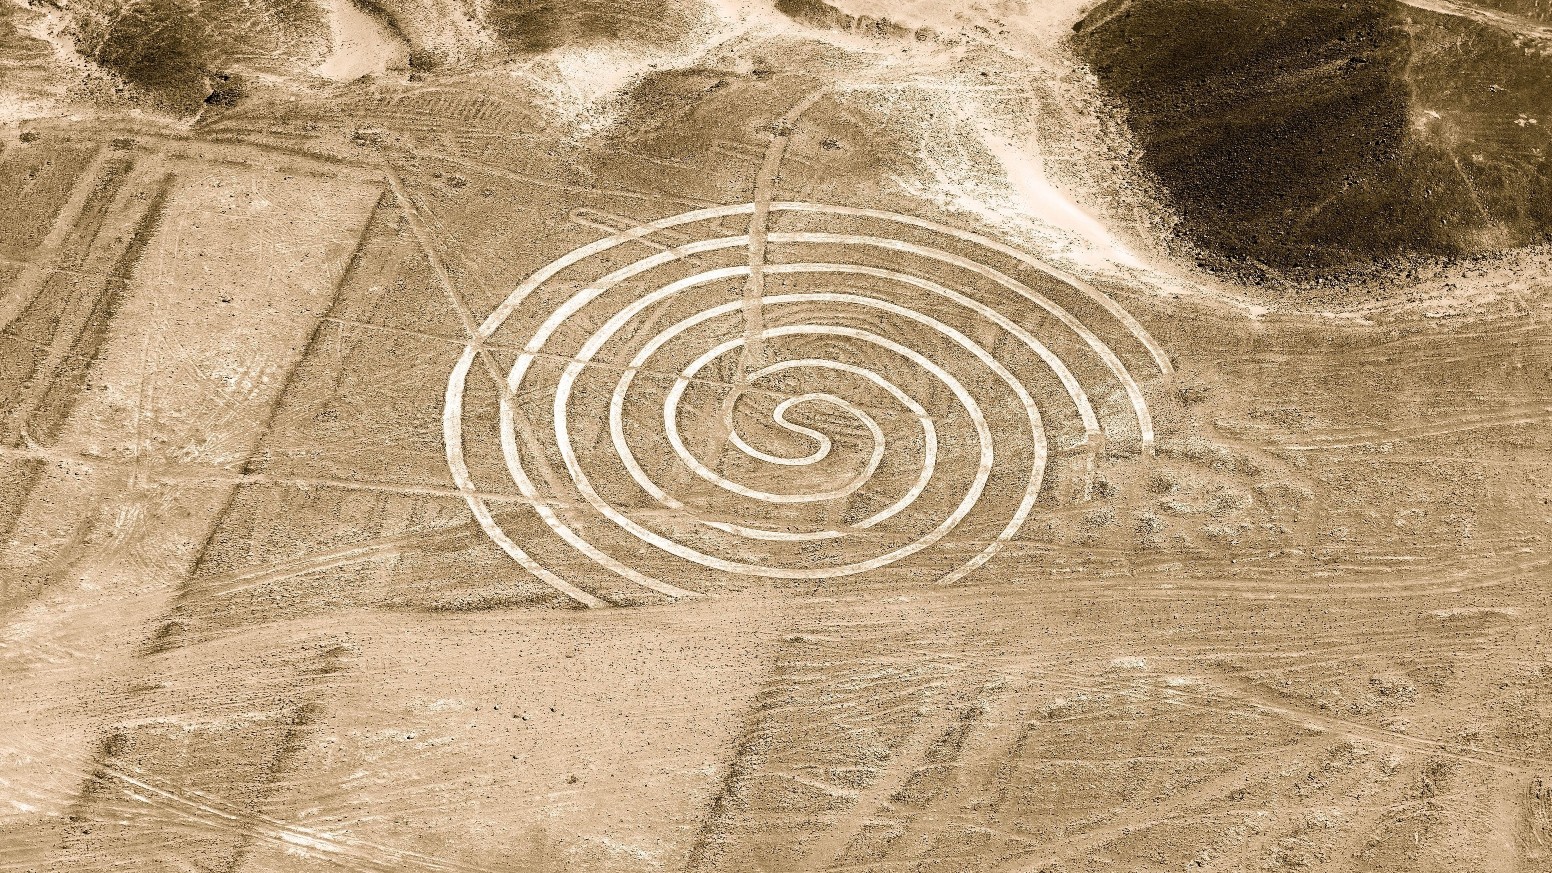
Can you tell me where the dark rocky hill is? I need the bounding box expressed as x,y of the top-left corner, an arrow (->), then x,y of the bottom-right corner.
1074,0 -> 1552,277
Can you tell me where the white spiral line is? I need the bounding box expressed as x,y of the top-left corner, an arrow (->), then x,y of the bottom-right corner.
444,202 -> 1167,607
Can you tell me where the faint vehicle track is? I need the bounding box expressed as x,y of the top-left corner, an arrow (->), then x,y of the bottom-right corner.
193,520 -> 479,600
991,740 -> 1327,873
1279,402 -> 1552,450
1195,672 -> 1547,777
58,746 -> 508,873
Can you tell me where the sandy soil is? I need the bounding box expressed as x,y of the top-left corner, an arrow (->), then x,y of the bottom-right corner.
1,1 -> 1550,871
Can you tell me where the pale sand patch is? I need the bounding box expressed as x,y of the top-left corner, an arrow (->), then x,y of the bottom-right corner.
315,0 -> 410,82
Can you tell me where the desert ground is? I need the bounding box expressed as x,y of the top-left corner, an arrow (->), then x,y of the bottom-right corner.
2,0 -> 1552,870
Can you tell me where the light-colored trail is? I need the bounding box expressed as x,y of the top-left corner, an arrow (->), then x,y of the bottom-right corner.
737,89 -> 827,377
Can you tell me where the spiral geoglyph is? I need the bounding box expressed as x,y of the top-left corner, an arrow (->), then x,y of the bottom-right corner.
444,201 -> 1171,607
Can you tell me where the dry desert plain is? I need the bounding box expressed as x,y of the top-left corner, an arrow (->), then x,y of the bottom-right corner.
2,0 -> 1552,871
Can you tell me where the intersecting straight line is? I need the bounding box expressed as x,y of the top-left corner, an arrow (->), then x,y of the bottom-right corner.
383,164 -> 615,607
382,165 -> 572,495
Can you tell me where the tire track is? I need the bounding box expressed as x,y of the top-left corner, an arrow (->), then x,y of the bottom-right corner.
1281,402 -> 1552,450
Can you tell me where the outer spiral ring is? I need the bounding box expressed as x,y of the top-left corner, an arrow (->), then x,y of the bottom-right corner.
444,201 -> 1168,607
